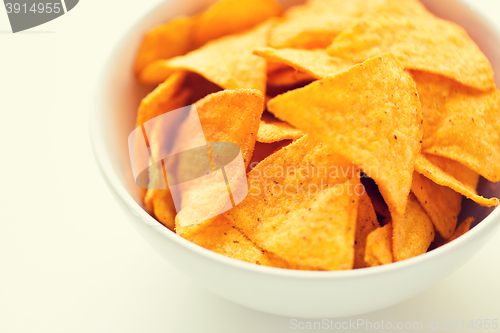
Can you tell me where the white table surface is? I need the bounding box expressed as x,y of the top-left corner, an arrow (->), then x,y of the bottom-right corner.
1,1 -> 500,332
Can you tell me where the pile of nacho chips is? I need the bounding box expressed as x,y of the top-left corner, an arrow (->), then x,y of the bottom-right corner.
133,0 -> 499,270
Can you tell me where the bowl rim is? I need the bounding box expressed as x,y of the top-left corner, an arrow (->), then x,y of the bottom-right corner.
89,0 -> 500,280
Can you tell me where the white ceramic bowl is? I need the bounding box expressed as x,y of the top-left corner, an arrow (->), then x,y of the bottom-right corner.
90,0 -> 500,318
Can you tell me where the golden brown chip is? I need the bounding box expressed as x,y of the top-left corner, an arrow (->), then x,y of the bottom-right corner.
188,215 -> 293,268
393,193 -> 435,261
432,217 -> 474,248
411,71 -> 500,182
254,47 -> 355,79
447,217 -> 474,243
364,222 -> 393,267
192,0 -> 282,48
354,192 -> 380,269
143,117 -> 178,230
135,73 -> 190,222
136,71 -> 189,127
328,14 -> 495,91
268,0 -> 387,49
174,89 -> 264,237
267,54 -> 422,215
134,17 -> 194,76
257,112 -> 303,143
415,154 -> 499,207
227,135 -> 361,270
411,171 -> 462,239
140,20 -> 272,92
267,68 -> 315,88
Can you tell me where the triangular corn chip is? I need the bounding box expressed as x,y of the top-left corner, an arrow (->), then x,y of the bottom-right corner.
364,222 -> 393,267
175,89 -> 264,236
411,171 -> 462,239
412,71 -> 500,182
254,47 -> 355,79
227,136 -> 360,270
447,217 -> 474,243
268,0 -> 387,49
257,112 -> 303,143
192,0 -> 282,48
136,71 -> 189,127
393,193 -> 435,261
188,215 -> 293,268
267,54 -> 422,215
140,21 -> 272,92
328,14 -> 495,90
134,17 -> 194,76
143,117 -> 178,230
354,192 -> 380,269
415,154 -> 499,207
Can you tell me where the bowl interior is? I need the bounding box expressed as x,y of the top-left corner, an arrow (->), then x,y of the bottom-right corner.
95,0 -> 500,244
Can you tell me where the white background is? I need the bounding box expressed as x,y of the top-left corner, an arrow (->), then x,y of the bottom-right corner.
1,1 -> 500,332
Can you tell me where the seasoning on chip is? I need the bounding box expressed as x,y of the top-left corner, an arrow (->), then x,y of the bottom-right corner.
268,54 -> 422,216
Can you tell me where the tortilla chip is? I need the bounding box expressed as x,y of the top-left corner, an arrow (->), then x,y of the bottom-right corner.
267,68 -> 315,88
174,89 -> 264,236
257,112 -> 303,143
432,217 -> 474,248
393,193 -> 435,261
411,171 -> 462,239
226,135 -> 361,270
134,17 -> 194,76
143,117 -> 178,230
254,47 -> 355,79
411,71 -> 500,182
415,154 -> 499,207
188,215 -> 293,268
140,20 -> 272,92
267,54 -> 422,215
135,73 -> 190,216
354,192 -> 380,269
364,222 -> 393,267
136,71 -> 189,127
192,0 -> 282,48
447,217 -> 474,243
328,14 -> 495,91
268,0 -> 387,49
